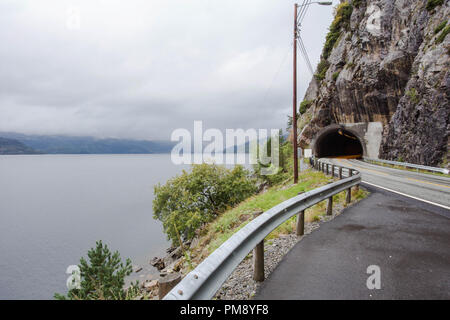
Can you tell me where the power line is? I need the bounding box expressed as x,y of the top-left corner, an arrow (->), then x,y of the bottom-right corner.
296,0 -> 308,25
296,1 -> 308,27
297,0 -> 312,29
261,43 -> 293,105
297,37 -> 314,75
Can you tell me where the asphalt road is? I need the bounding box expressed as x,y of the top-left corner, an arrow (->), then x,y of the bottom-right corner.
255,184 -> 450,299
330,159 -> 450,210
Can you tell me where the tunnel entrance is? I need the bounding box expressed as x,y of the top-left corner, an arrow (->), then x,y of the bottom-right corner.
314,128 -> 364,158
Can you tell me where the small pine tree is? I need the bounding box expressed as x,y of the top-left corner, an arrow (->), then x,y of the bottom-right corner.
54,241 -> 133,300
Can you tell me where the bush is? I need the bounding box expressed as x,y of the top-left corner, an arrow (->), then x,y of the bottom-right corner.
406,88 -> 420,104
426,0 -> 444,11
434,20 -> 447,34
315,2 -> 353,81
54,241 -> 134,300
324,2 -> 353,59
315,59 -> 330,81
299,100 -> 313,114
153,164 -> 257,243
436,25 -> 450,44
333,71 -> 341,81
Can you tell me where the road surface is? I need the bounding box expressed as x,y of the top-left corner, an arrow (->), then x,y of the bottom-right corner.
331,158 -> 450,211
255,161 -> 450,300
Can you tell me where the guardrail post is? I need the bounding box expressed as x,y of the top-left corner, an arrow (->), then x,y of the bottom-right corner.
296,210 -> 305,236
346,170 -> 353,204
339,167 -> 342,179
331,165 -> 335,177
253,241 -> 264,282
353,170 -> 359,191
326,164 -> 329,175
327,196 -> 333,215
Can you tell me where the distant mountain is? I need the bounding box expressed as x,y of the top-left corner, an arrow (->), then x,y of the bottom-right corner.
0,137 -> 40,155
0,132 -> 175,154
223,132 -> 288,154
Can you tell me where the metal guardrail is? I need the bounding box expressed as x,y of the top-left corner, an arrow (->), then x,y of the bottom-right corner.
363,157 -> 449,175
163,158 -> 360,300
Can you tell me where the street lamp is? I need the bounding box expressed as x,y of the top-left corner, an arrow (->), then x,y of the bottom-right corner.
292,1 -> 332,184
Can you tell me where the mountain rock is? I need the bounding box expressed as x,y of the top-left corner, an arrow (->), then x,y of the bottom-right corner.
298,0 -> 449,167
0,137 -> 39,155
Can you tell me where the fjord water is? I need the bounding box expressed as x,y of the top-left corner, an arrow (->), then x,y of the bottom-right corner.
0,154 -> 189,299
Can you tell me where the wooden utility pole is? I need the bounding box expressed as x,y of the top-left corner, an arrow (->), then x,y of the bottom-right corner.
293,3 -> 299,184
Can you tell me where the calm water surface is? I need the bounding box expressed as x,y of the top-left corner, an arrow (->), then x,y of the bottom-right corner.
0,154 -> 189,299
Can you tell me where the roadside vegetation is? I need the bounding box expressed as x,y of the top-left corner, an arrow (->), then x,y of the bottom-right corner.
57,133 -> 368,300
194,170 -> 367,259
55,241 -> 143,300
153,164 -> 257,244
166,139 -> 367,272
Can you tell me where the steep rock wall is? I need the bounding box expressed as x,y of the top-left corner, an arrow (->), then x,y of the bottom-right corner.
298,0 -> 449,167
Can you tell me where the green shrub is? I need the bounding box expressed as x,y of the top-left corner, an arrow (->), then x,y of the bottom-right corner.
332,71 -> 341,81
406,88 -> 420,104
54,241 -> 134,300
434,20 -> 447,34
315,2 -> 353,81
426,0 -> 444,11
323,1 -> 353,58
436,25 -> 450,44
315,59 -> 330,81
299,100 -> 314,114
153,164 -> 257,243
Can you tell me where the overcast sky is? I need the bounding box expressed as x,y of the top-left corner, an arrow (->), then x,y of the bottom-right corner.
0,0 -> 335,140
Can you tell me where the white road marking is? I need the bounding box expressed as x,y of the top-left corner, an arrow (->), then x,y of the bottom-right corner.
362,181 -> 450,211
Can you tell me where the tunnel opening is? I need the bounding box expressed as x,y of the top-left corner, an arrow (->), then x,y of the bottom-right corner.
314,128 -> 363,158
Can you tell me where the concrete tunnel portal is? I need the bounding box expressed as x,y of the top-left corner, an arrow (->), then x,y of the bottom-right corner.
313,127 -> 364,158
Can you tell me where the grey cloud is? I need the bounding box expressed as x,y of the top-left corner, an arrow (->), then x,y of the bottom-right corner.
0,0 -> 335,140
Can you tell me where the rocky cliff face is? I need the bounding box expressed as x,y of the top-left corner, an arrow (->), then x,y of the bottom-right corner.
298,0 -> 449,167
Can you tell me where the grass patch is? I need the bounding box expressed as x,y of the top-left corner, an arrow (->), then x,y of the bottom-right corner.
333,71 -> 341,82
434,20 -> 447,34
436,25 -> 450,44
406,88 -> 420,104
299,100 -> 314,114
315,59 -> 330,81
266,184 -> 367,240
192,169 -> 367,259
314,1 -> 353,81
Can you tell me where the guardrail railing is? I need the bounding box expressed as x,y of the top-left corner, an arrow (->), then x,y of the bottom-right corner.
163,158 -> 360,300
363,157 -> 449,175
